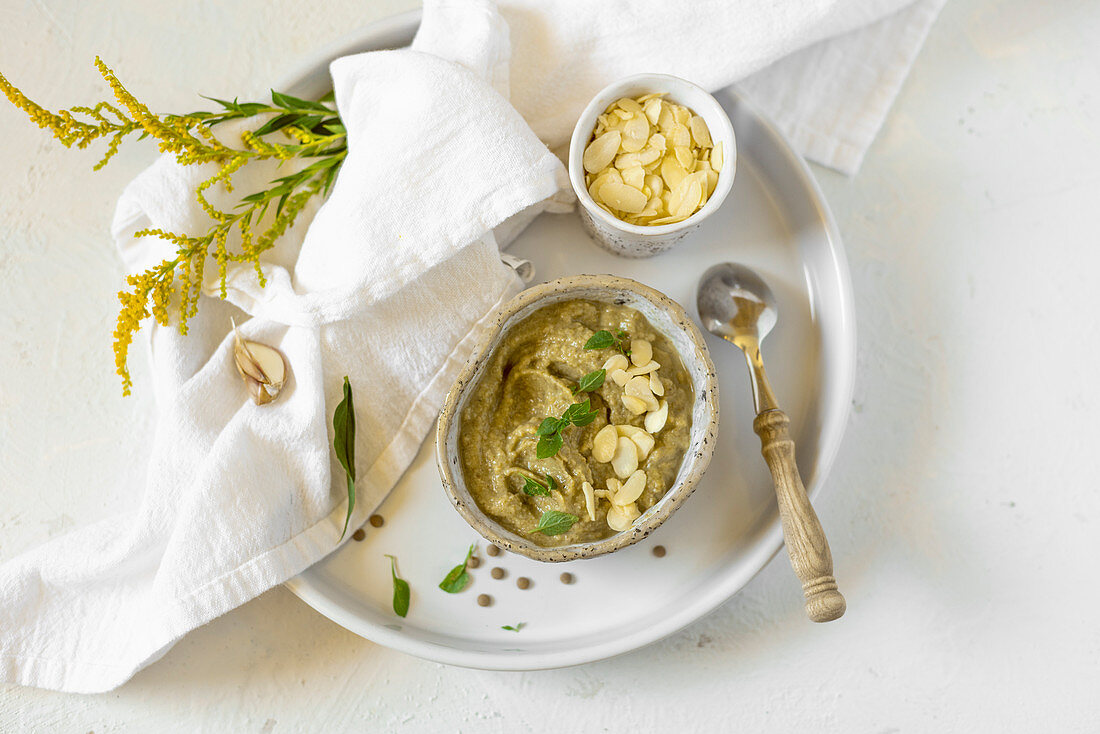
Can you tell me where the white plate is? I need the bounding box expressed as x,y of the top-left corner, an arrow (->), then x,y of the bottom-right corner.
283,10 -> 855,670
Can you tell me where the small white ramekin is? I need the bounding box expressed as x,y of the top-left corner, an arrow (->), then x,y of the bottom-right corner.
568,73 -> 737,258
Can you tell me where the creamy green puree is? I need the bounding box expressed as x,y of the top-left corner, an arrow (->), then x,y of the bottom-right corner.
458,299 -> 693,546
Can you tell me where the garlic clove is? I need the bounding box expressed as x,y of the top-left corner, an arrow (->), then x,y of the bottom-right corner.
246,341 -> 287,389
231,320 -> 288,405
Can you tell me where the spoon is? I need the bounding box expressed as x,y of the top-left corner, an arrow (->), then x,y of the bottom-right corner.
697,263 -> 846,623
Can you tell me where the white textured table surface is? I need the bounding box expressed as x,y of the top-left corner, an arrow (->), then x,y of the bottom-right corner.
2,0 -> 1098,731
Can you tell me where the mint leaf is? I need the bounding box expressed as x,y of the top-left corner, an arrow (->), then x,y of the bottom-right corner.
584,330 -> 616,350
573,369 -> 606,394
530,510 -> 579,536
522,476 -> 551,496
536,416 -> 566,436
536,433 -> 563,459
385,554 -> 410,617
438,545 -> 474,594
502,623 -> 526,632
333,376 -> 356,540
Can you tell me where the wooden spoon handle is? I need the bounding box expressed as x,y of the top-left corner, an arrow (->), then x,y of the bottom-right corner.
753,409 -> 846,622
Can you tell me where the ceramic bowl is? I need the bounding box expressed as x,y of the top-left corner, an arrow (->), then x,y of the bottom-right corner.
435,275 -> 719,562
568,73 -> 737,258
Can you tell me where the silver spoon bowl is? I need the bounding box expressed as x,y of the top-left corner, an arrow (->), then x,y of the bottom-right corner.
698,263 -> 846,623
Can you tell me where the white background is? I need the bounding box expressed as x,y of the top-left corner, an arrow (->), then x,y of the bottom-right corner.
2,0 -> 1098,731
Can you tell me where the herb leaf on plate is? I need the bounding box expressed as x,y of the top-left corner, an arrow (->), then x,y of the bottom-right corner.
333,376 -> 356,540
502,623 -> 526,632
531,510 -> 579,536
385,554 -> 410,617
438,545 -> 475,594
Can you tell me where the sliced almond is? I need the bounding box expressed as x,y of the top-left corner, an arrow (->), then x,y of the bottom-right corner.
632,431 -> 655,460
712,141 -> 724,171
673,145 -> 695,172
645,399 -> 669,433
660,154 -> 687,190
643,98 -> 663,125
611,436 -> 639,479
629,339 -> 653,367
625,375 -> 654,400
592,424 -> 619,463
635,145 -> 662,166
621,394 -> 648,415
602,353 -> 629,372
689,115 -> 713,148
615,470 -> 647,505
583,131 -> 621,174
644,174 -> 664,197
599,181 -> 648,214
581,480 -> 597,521
621,116 -> 650,153
649,372 -> 665,396
626,360 -> 661,377
656,104 -> 676,133
668,123 -> 691,148
610,368 -> 631,387
621,165 -> 646,191
617,96 -> 644,115
673,179 -> 703,219
607,502 -> 641,531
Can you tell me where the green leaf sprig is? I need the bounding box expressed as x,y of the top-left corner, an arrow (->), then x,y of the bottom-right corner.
438,545 -> 475,594
572,369 -> 606,394
535,398 -> 600,458
502,623 -> 526,632
385,554 -> 410,617
333,376 -> 356,541
522,474 -> 555,497
531,510 -> 580,536
584,329 -> 630,355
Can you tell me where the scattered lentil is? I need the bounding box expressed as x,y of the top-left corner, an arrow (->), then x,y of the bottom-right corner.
468,556 -> 482,568
490,567 -> 505,580
369,514 -> 385,528
486,545 -> 501,557
351,528 -> 366,542
653,545 -> 666,557
559,572 -> 575,585
516,577 -> 531,590
477,594 -> 492,607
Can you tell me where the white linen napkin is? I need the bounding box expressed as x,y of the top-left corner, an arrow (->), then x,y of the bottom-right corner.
0,0 -> 941,693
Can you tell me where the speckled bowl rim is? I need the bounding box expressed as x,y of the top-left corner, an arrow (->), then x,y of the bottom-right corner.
435,275 -> 719,562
